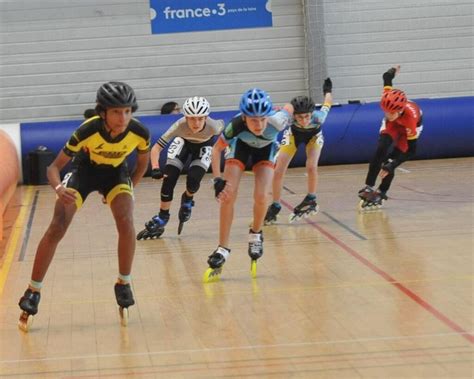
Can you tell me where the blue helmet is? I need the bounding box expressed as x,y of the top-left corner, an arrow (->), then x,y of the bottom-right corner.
239,88 -> 273,117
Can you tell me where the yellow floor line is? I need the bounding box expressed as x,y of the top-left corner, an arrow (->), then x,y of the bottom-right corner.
0,186 -> 34,296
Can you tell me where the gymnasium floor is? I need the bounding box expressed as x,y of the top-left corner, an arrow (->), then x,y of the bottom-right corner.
0,158 -> 472,378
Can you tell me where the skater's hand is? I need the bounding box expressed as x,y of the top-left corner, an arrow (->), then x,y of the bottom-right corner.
383,65 -> 401,86
55,185 -> 77,205
213,177 -> 230,202
323,78 -> 332,94
380,160 -> 395,178
379,169 -> 389,179
151,168 -> 164,180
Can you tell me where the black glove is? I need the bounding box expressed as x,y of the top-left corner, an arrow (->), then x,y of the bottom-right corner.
213,177 -> 227,198
323,78 -> 332,95
382,67 -> 397,86
150,168 -> 164,180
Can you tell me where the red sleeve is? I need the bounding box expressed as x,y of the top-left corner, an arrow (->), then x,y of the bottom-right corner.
403,103 -> 420,139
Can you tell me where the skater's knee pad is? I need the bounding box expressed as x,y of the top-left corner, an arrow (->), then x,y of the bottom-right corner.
186,166 -> 206,194
160,165 -> 181,202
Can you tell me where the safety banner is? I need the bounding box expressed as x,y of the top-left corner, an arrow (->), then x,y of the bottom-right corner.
150,0 -> 273,34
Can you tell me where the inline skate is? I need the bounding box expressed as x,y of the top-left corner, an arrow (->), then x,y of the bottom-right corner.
18,288 -> 41,332
114,282 -> 135,326
136,212 -> 169,240
289,195 -> 319,223
177,193 -> 195,235
202,246 -> 231,283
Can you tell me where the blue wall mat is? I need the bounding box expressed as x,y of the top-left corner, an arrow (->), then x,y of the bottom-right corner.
20,97 -> 473,177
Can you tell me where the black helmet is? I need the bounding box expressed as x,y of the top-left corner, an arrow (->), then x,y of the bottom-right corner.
291,96 -> 315,114
96,81 -> 138,112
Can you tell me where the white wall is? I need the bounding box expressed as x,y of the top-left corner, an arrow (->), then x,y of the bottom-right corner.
0,0 -> 307,122
306,0 -> 474,103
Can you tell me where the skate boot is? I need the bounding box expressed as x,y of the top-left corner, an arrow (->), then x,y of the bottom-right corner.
248,230 -> 264,278
264,202 -> 281,225
18,288 -> 41,332
358,188 -> 387,211
203,246 -> 231,283
177,193 -> 195,235
114,282 -> 135,326
136,212 -> 169,240
289,194 -> 319,223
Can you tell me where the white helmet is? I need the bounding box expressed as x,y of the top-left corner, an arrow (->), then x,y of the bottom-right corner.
182,96 -> 210,117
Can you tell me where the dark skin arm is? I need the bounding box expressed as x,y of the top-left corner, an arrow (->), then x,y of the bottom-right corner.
47,151 -> 76,205
130,151 -> 150,187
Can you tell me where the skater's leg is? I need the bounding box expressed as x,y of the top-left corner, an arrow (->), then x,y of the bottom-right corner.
305,140 -> 322,195
272,151 -> 292,203
179,165 -> 206,220
252,163 -> 274,232
110,193 -> 135,277
186,164 -> 207,196
379,140 -> 417,193
160,164 -> 181,210
365,134 -> 393,187
31,200 -> 77,284
219,163 -> 243,248
19,198 -> 77,331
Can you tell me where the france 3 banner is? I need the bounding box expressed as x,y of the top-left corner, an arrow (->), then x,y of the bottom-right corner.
150,0 -> 273,34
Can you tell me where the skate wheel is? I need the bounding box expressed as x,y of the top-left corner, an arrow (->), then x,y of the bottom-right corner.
136,230 -> 147,240
202,267 -> 222,283
119,307 -> 129,326
250,260 -> 257,279
177,222 -> 184,235
288,214 -> 300,223
18,311 -> 33,332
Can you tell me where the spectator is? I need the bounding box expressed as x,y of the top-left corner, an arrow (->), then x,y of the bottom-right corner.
160,101 -> 180,115
83,108 -> 97,119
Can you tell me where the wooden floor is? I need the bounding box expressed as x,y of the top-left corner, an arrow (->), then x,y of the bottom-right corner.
0,158 -> 473,378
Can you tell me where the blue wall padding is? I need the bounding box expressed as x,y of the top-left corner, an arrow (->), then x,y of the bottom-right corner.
20,97 -> 473,176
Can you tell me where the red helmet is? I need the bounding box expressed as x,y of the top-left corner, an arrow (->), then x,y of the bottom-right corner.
380,89 -> 407,112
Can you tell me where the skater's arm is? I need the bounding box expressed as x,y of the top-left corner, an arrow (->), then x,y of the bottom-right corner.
379,140 -> 417,178
131,150 -> 150,187
211,138 -> 231,201
382,65 -> 401,90
322,78 -> 333,107
211,138 -> 227,179
47,150 -> 76,205
150,143 -> 163,170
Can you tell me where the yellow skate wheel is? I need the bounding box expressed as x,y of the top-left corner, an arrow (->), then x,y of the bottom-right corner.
203,267 -> 222,283
119,307 -> 129,327
250,260 -> 257,278
18,311 -> 33,332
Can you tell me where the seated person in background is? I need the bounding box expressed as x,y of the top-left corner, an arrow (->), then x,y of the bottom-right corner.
160,101 -> 180,115
83,108 -> 97,119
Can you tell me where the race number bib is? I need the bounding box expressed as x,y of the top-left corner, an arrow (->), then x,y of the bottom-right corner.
281,129 -> 291,146
199,146 -> 212,169
316,133 -> 324,148
167,137 -> 185,159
